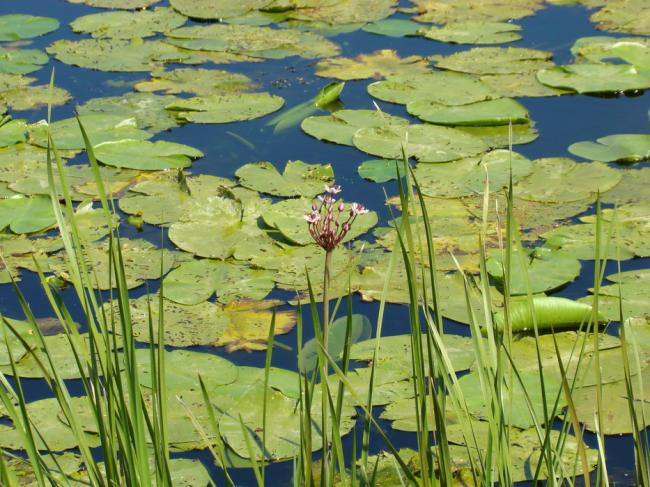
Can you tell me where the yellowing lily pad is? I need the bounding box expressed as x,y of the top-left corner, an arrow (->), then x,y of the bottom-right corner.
93,139 -> 203,170
410,0 -> 544,24
353,124 -> 489,163
70,7 -> 187,39
235,160 -> 333,197
135,68 -> 255,96
315,49 -> 429,80
431,47 -> 554,75
166,92 -> 284,123
170,0 -> 272,20
590,0 -> 650,36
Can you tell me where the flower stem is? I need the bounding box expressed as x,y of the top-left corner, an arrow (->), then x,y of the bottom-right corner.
322,249 -> 332,351
320,249 -> 333,486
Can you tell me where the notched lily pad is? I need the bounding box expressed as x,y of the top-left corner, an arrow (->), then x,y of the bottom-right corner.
70,7 -> 186,39
235,160 -> 333,197
135,68 -> 255,96
569,134 -> 650,163
166,93 -> 284,124
431,47 -> 554,75
315,49 -> 429,81
537,63 -> 650,94
93,139 -> 203,170
420,21 -> 522,45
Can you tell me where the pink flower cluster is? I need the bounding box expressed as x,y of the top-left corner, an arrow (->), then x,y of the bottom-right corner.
305,184 -> 369,251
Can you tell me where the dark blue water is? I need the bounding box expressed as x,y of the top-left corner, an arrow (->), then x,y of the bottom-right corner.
1,0 -> 649,485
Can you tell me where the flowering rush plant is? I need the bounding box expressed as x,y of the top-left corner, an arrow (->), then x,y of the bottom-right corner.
305,184 -> 369,251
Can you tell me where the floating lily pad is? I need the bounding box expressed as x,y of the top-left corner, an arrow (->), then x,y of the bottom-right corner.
70,7 -> 186,39
590,0 -> 650,36
410,0 -> 544,24
358,159 -> 400,182
315,49 -> 429,80
286,0 -> 397,25
301,109 -> 408,146
0,81 -> 71,111
166,93 -> 284,124
47,38 -> 201,73
0,317 -> 40,366
362,19 -> 421,37
602,167 -> 650,204
0,15 -> 59,41
135,68 -> 255,96
479,72 -> 570,97
0,195 -> 56,234
29,114 -> 151,150
0,47 -> 48,75
420,21 -> 522,45
569,134 -> 650,163
412,150 -> 534,198
78,92 -> 181,134
353,124 -> 489,163
580,269 -> 650,321
431,47 -> 554,75
163,259 -> 274,305
368,72 -> 497,106
166,24 -> 340,59
458,122 -> 539,147
515,158 -> 622,202
67,0 -> 162,8
407,98 -> 529,126
486,246 -> 581,295
571,36 -> 650,67
0,120 -> 26,147
93,139 -> 203,170
537,63 -> 650,93
261,197 -> 378,246
235,160 -> 333,197
170,0 -> 272,20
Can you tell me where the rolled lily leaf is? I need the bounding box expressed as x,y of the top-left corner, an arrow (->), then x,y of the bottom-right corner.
493,296 -> 605,333
266,81 -> 344,133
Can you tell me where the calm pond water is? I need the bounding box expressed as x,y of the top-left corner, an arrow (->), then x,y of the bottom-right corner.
0,0 -> 649,485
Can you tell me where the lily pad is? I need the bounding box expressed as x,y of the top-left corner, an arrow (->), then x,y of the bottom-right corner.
0,47 -> 48,75
537,63 -> 650,93
166,93 -> 284,124
162,259 -> 274,305
515,158 -> 622,202
0,195 -> 56,234
410,0 -> 544,24
261,197 -> 378,246
407,98 -> 529,126
571,36 -> 650,68
362,19 -> 421,37
301,109 -> 408,147
431,47 -> 554,75
0,317 -> 40,366
170,0 -> 272,20
235,160 -> 333,197
412,150 -> 534,198
368,72 -> 497,106
29,114 -> 151,151
93,139 -> 203,170
135,68 -> 255,96
67,0 -> 162,8
358,159 -> 400,182
165,24 -> 340,59
569,134 -> 650,163
353,124 -> 489,163
77,92 -> 181,135
458,122 -> 539,147
0,81 -> 71,111
0,120 -> 26,147
315,49 -> 429,80
0,15 -> 59,41
70,7 -> 187,39
580,269 -> 650,321
420,21 -> 522,45
479,72 -> 570,97
590,0 -> 650,36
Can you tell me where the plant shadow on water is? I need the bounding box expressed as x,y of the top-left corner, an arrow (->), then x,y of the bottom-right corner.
0,0 -> 649,485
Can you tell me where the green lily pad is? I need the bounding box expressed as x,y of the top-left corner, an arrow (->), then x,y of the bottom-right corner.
0,120 -> 26,147
407,98 -> 529,126
0,317 -> 40,366
77,92 -> 181,134
136,348 -> 237,391
353,124 -> 489,163
537,63 -> 650,93
431,47 -> 554,75
602,167 -> 650,205
301,109 -> 408,146
358,159 -> 400,182
486,246 -> 581,295
0,47 -> 48,75
71,7 -> 186,39
0,195 -> 56,234
315,49 -> 429,80
0,15 -> 59,41
29,114 -> 151,150
569,134 -> 650,163
571,36 -> 650,68
542,221 -> 636,261
362,19 -> 421,37
368,72 -> 497,106
170,0 -> 272,20
93,139 -> 203,170
135,68 -> 255,96
286,0 -> 397,25
46,38 -> 202,73
590,0 -> 650,36
479,72 -> 570,97
4,453 -> 84,485
165,24 -> 340,59
162,259 -> 274,305
515,158 -> 622,202
410,0 -> 544,24
166,92 -> 284,124
580,269 -> 650,321
412,150 -> 534,198
0,397 -> 100,451
67,0 -> 162,8
235,160 -> 333,197
458,122 -> 539,147
261,197 -> 378,246
459,370 -> 565,429
420,21 -> 522,45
